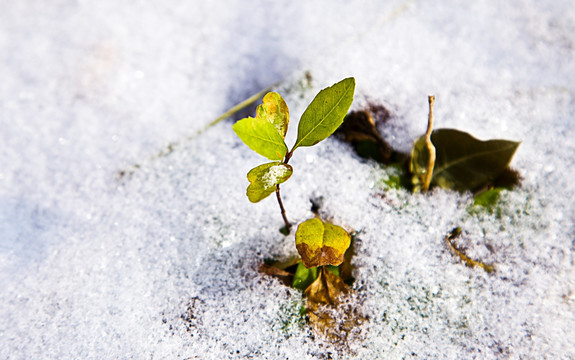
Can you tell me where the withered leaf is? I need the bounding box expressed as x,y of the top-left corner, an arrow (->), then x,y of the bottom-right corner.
337,110 -> 393,164
410,133 -> 436,192
410,96 -> 436,192
259,263 -> 292,277
305,267 -> 349,306
304,267 -> 365,347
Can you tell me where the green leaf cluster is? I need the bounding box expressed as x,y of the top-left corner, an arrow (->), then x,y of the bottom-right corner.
233,78 -> 356,202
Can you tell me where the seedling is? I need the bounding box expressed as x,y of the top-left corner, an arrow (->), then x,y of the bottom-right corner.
233,78 -> 355,272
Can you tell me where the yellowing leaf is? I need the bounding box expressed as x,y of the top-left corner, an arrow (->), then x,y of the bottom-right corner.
233,117 -> 288,161
292,78 -> 355,151
246,162 -> 293,202
256,92 -> 289,139
295,218 -> 351,268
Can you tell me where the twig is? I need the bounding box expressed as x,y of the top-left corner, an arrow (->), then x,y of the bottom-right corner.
445,227 -> 495,273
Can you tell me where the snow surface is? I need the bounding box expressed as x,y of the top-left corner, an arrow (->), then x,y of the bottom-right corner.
1,0 -> 574,358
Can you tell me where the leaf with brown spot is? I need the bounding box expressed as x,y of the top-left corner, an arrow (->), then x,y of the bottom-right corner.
256,92 -> 289,139
295,218 -> 351,268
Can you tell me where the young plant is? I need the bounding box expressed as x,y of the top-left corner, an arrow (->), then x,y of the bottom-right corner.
232,78 -> 355,269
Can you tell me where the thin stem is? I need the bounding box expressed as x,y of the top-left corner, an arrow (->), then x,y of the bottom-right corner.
276,184 -> 291,232
425,95 -> 435,138
283,150 -> 293,165
421,95 -> 436,192
445,227 -> 495,273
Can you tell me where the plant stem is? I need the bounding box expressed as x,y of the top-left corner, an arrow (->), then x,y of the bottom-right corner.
284,150 -> 293,164
276,184 -> 291,232
421,95 -> 436,192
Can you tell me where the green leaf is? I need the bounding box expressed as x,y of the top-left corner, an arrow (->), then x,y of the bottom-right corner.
430,129 -> 520,191
246,162 -> 293,202
292,262 -> 318,290
292,77 -> 356,151
295,218 -> 351,268
233,116 -> 288,160
256,92 -> 289,139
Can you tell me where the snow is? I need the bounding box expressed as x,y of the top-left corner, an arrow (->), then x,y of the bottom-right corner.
1,0 -> 574,358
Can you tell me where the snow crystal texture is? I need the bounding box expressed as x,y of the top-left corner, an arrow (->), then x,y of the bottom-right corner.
1,0 -> 574,359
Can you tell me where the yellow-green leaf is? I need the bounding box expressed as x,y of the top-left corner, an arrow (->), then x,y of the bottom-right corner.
256,92 -> 289,139
246,162 -> 293,202
292,78 -> 355,151
295,218 -> 351,268
233,116 -> 288,160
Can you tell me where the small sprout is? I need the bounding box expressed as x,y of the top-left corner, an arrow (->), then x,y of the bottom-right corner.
256,91 -> 290,138
472,187 -> 503,212
292,78 -> 356,151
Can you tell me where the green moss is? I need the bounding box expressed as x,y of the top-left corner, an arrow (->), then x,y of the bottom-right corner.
468,188 -> 504,216
380,163 -> 407,190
